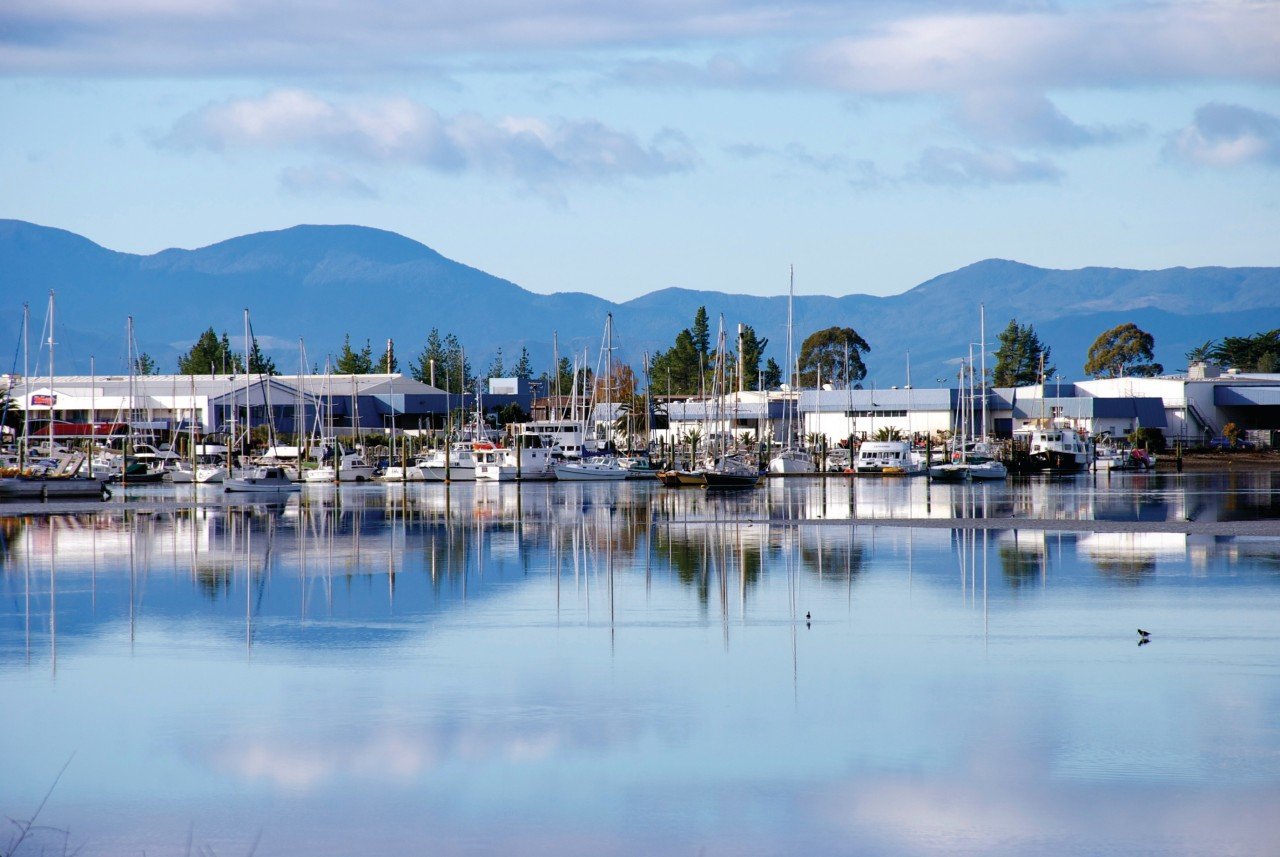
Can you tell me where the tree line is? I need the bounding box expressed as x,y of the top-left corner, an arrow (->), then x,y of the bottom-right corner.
166,317 -> 1278,392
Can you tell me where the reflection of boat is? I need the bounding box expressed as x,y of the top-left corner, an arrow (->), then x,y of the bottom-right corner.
854,441 -> 925,476
225,466 -> 301,493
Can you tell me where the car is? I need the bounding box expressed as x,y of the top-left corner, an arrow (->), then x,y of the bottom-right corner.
1208,436 -> 1255,450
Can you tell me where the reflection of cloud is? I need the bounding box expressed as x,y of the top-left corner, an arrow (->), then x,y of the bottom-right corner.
1165,103 -> 1280,169
208,714 -> 631,793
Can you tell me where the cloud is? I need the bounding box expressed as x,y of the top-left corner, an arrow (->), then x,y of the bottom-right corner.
908,147 -> 1063,186
951,90 -> 1141,149
724,141 -> 856,174
161,90 -> 697,197
1164,102 -> 1280,168
792,3 -> 1280,94
280,165 -> 378,198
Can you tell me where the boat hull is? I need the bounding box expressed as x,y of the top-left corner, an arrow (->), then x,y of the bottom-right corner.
0,476 -> 110,500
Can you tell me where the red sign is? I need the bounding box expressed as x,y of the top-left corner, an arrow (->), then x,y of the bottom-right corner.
31,394 -> 56,406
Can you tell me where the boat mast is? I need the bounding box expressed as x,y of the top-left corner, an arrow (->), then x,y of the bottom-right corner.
20,302 -> 28,469
242,308 -> 251,467
47,292 -> 55,459
979,303 -> 987,443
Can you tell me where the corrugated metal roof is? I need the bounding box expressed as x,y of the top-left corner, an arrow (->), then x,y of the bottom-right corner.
1215,385 -> 1280,406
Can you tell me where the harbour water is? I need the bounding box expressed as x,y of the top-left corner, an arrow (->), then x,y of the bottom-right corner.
3,473 -> 1279,856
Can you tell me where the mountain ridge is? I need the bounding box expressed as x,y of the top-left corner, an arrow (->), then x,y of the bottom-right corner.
2,219 -> 1277,384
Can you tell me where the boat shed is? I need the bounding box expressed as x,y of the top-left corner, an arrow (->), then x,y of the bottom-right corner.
800,387 -> 954,445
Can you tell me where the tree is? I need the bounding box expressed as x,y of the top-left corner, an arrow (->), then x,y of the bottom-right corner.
335,335 -> 373,375
992,319 -> 1053,387
178,328 -> 243,375
1084,323 -> 1163,378
1185,339 -> 1217,364
738,325 -> 768,388
495,401 -> 529,425
873,426 -> 905,441
1211,329 -> 1280,372
691,306 -> 710,358
134,352 -> 157,376
514,347 -> 533,379
247,338 -> 277,375
797,327 -> 870,387
441,333 -> 473,393
595,363 -> 638,402
762,357 -> 782,389
411,329 -> 446,386
649,329 -> 702,395
487,348 -> 505,379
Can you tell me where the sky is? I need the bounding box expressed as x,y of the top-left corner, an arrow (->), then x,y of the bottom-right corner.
2,0 -> 1278,302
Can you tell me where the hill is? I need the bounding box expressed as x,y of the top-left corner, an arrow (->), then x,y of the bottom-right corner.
1,219 -> 1277,385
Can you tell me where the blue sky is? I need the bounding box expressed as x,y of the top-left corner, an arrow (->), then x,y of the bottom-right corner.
2,0 -> 1277,301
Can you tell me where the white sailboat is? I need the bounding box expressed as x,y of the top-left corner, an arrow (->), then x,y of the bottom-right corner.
769,266 -> 815,474
553,315 -> 629,481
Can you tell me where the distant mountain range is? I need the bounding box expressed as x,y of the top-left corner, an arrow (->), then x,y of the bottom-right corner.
2,218 -> 1277,385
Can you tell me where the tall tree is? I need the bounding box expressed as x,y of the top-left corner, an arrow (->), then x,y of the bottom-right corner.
134,352 -> 157,376
514,347 -> 533,379
738,325 -> 768,388
1084,323 -> 1163,378
797,327 -> 871,386
178,328 -> 243,375
487,348 -> 505,379
380,339 -> 399,374
762,357 -> 782,389
649,329 -> 702,395
247,338 -> 277,375
411,329 -> 446,386
691,306 -> 711,359
992,319 -> 1053,386
335,335 -> 374,375
441,333 -> 473,393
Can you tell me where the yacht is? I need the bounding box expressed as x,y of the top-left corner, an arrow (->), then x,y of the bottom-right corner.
304,446 -> 376,483
768,448 -> 816,474
416,442 -> 478,482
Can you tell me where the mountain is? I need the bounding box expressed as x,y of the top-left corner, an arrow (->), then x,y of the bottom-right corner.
2,219 -> 1277,385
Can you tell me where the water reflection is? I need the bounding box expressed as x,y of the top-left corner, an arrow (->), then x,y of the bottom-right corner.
2,475 -> 1279,857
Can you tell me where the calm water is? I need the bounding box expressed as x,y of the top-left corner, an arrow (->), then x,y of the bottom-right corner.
3,474 -> 1279,856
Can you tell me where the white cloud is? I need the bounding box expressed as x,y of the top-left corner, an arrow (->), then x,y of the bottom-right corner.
909,147 -> 1063,186
951,89 -> 1141,149
792,3 -> 1280,94
1165,102 -> 1280,168
161,90 -> 697,197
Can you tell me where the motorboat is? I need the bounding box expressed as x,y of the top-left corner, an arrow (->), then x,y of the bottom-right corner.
553,456 -> 630,481
304,448 -> 376,483
768,448 -> 815,474
0,451 -> 110,500
474,437 -> 558,481
224,466 -> 300,493
416,442 -> 478,482
853,441 -> 925,476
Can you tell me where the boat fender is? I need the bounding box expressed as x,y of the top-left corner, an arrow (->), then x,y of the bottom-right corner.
951,451 -> 961,463
101,484 -> 113,501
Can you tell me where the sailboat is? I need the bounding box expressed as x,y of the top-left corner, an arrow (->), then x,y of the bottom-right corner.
553,314 -> 629,481
703,319 -> 761,489
769,266 -> 815,474
0,292 -> 110,500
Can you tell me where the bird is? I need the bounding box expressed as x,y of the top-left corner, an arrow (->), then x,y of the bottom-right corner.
805,611 -> 811,621
1138,628 -> 1151,638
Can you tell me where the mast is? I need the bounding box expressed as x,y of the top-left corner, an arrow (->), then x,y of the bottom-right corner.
979,303 -> 987,442
20,302 -> 28,469
242,307 -> 251,468
47,292 -> 55,458
89,356 -> 96,479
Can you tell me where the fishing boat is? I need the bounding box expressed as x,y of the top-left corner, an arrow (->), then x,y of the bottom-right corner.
224,465 -> 300,493
1013,423 -> 1092,474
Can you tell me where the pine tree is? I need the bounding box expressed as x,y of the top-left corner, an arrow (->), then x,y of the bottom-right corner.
247,338 -> 277,375
411,329 -> 447,386
992,319 -> 1053,386
178,328 -> 243,375
134,352 -> 157,376
514,347 -> 533,379
335,335 -> 373,375
487,348 -> 505,379
691,306 -> 710,358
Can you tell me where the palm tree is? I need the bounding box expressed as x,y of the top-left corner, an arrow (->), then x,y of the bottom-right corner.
873,426 -> 905,441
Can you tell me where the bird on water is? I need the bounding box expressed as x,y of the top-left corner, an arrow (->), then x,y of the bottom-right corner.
1138,629 -> 1151,638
